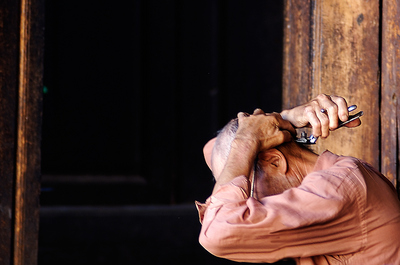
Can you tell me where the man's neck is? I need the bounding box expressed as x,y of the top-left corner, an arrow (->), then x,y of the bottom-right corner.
278,142 -> 319,182
298,148 -> 319,176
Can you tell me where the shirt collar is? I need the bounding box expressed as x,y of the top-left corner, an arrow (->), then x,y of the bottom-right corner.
312,150 -> 339,172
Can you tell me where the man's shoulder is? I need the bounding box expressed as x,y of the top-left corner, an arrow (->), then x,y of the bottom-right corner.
302,154 -> 368,199
315,151 -> 369,181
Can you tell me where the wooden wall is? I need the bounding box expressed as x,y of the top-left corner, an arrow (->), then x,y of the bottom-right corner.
2,0 -> 398,264
381,0 -> 400,192
283,0 -> 400,192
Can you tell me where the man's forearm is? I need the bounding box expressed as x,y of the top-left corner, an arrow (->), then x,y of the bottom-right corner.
212,138 -> 258,194
212,113 -> 294,194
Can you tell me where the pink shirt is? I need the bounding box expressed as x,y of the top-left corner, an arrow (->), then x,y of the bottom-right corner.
197,151 -> 400,264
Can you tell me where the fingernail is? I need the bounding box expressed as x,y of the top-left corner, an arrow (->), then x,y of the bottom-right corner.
348,105 -> 357,112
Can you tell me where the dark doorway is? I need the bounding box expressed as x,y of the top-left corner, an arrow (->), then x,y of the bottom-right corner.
40,1 -> 286,264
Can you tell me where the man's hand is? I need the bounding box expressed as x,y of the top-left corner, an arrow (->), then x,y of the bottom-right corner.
212,111 -> 295,194
280,94 -> 361,138
235,112 -> 296,153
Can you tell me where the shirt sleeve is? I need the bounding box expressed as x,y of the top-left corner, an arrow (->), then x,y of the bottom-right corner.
198,171 -> 366,263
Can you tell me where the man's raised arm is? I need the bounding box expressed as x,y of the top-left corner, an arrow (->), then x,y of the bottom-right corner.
212,112 -> 295,194
204,94 -> 361,171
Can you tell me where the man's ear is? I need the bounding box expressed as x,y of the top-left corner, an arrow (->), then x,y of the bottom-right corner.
258,149 -> 287,175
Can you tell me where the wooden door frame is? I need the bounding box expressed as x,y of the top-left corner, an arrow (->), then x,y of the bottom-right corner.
283,0 -> 400,193
381,0 -> 400,193
0,0 -> 43,264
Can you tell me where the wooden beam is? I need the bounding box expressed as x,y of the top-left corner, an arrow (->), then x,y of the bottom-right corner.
282,0 -> 312,110
14,0 -> 43,264
381,0 -> 400,188
283,0 -> 380,168
0,0 -> 43,264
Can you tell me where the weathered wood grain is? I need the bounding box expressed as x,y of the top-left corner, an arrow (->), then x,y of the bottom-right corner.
283,0 -> 380,168
312,0 -> 380,168
282,0 -> 312,110
14,0 -> 44,264
0,0 -> 43,264
381,0 -> 400,187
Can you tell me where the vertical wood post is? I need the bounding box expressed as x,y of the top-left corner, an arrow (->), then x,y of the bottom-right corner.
283,0 -> 380,169
381,0 -> 400,188
0,0 -> 43,264
282,0 -> 312,111
14,0 -> 43,264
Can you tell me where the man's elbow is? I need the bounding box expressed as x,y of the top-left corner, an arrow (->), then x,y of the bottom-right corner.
198,229 -> 235,259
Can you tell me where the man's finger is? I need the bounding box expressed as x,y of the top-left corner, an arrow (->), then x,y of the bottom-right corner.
323,106 -> 339,130
281,130 -> 293,143
331,96 -> 349,122
253,108 -> 265,115
305,110 -> 322,137
260,130 -> 293,152
273,130 -> 293,149
274,116 -> 296,136
315,110 -> 330,138
237,112 -> 250,119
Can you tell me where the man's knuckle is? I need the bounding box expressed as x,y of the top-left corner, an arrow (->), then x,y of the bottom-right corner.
317,94 -> 329,100
326,105 -> 338,113
335,97 -> 345,104
321,118 -> 329,126
304,106 -> 315,114
314,120 -> 322,128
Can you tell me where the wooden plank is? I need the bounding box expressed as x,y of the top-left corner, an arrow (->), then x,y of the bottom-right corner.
381,0 -> 400,188
282,0 -> 312,110
283,0 -> 380,168
311,0 -> 380,168
0,0 -> 19,263
14,0 -> 43,264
